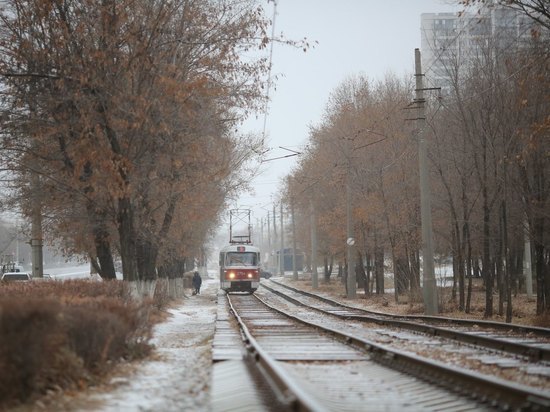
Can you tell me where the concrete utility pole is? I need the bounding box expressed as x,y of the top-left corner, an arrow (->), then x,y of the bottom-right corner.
272,204 -> 277,240
272,206 -> 277,273
259,218 -> 264,250
291,195 -> 298,280
346,147 -> 356,298
415,48 -> 438,315
31,172 -> 43,278
15,220 -> 19,264
266,213 -> 271,249
266,212 -> 271,270
310,200 -> 318,289
280,202 -> 284,276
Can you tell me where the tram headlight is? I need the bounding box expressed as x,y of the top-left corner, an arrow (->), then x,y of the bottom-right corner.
247,273 -> 253,278
228,272 -> 235,279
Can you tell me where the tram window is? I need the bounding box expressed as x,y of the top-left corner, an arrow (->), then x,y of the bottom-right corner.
226,252 -> 257,266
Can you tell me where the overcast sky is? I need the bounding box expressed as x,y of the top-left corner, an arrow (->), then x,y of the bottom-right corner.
234,0 -> 463,221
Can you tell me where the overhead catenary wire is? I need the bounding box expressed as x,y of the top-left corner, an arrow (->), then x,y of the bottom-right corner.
262,0 -> 277,144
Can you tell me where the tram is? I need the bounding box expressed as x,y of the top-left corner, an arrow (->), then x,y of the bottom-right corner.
219,243 -> 261,293
219,209 -> 261,294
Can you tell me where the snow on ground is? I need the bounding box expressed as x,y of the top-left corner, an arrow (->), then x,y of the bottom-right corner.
57,277 -> 219,412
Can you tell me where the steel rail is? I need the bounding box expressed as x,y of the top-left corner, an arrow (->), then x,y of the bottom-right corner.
226,293 -> 329,412
269,279 -> 550,337
261,282 -> 550,361
252,290 -> 550,411
265,281 -> 550,361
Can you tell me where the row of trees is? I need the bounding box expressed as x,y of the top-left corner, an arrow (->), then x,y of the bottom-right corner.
284,3 -> 549,318
0,0 -> 278,280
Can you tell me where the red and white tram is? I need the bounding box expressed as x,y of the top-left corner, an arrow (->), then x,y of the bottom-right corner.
219,244 -> 261,293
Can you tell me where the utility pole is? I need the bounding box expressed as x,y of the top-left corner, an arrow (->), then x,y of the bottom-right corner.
310,200 -> 318,288
31,172 -> 43,278
280,202 -> 284,276
346,150 -> 356,298
415,48 -> 438,315
259,218 -> 264,251
15,220 -> 19,264
291,194 -> 298,280
267,212 -> 271,248
28,82 -> 43,279
272,204 -> 277,240
272,206 -> 277,273
266,212 -> 272,272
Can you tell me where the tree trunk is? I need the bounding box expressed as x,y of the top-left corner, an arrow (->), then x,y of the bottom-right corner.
482,193 -> 494,317
519,164 -> 549,314
94,227 -> 116,279
86,200 -> 116,280
452,227 -> 458,301
324,255 -> 333,283
118,197 -> 138,281
356,250 -> 368,295
458,222 -> 467,311
395,255 -> 409,296
137,237 -> 158,281
409,248 -> 421,302
343,259 -> 348,295
365,251 -> 372,294
465,222 -> 473,314
533,223 -> 549,314
374,234 -> 384,295
496,210 -> 504,317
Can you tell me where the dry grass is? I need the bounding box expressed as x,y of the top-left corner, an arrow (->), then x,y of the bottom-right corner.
284,276 -> 549,328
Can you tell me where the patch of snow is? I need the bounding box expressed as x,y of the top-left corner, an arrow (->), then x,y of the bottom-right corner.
67,278 -> 219,411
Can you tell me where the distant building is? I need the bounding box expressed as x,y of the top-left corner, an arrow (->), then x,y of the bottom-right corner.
420,6 -> 538,92
276,248 -> 304,272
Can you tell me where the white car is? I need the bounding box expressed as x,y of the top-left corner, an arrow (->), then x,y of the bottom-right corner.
1,272 -> 32,282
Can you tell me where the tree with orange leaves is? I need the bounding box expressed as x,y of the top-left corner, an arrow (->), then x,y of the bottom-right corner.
0,0 -> 272,280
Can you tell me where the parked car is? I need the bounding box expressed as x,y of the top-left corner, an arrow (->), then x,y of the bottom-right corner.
1,272 -> 32,282
34,273 -> 53,281
260,269 -> 272,279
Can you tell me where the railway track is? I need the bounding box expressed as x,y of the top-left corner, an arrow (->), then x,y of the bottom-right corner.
263,279 -> 550,362
259,280 -> 550,393
212,290 -> 550,411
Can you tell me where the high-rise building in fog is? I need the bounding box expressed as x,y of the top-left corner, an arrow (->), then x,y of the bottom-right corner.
420,7 -> 537,91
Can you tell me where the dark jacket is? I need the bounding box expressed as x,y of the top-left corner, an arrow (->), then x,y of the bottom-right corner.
192,272 -> 202,288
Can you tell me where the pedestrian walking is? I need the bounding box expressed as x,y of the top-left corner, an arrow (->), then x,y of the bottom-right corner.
192,271 -> 202,295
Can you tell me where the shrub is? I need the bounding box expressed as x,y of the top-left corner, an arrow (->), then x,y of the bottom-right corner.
0,299 -> 84,406
0,280 -> 158,409
63,298 -> 153,371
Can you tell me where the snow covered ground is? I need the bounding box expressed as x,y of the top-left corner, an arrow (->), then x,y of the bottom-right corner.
51,277 -> 219,412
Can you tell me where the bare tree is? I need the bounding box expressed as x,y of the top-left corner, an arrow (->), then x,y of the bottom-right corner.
461,1 -> 550,31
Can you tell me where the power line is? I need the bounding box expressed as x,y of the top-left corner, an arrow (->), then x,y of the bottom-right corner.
262,0 -> 277,143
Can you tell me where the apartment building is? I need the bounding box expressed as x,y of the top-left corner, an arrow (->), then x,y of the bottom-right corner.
420,7 -> 536,91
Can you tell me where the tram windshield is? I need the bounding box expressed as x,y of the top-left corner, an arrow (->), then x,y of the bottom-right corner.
225,252 -> 258,266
